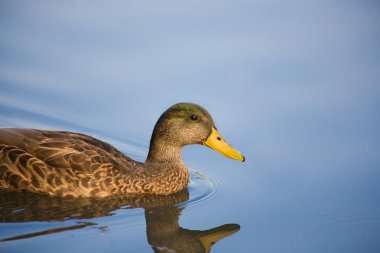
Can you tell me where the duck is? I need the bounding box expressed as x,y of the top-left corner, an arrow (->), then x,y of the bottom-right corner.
0,103 -> 244,197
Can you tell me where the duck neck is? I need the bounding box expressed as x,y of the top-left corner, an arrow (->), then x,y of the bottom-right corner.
146,138 -> 183,164
143,132 -> 190,194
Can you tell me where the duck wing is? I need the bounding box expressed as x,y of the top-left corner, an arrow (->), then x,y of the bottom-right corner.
0,128 -> 141,196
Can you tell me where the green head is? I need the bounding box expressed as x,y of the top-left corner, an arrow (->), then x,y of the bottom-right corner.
147,103 -> 244,162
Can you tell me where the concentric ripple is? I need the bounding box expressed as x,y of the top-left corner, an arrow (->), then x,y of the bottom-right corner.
179,169 -> 221,208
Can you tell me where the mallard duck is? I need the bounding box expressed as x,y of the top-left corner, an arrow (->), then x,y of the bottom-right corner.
0,103 -> 244,197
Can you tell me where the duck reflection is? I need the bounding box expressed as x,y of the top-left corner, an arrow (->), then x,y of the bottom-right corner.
0,189 -> 239,252
146,205 -> 239,253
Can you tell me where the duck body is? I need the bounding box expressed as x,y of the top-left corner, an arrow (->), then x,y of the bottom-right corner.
0,128 -> 188,197
0,103 -> 244,197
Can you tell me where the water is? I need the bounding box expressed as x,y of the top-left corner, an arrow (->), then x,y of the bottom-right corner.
1,1 -> 380,252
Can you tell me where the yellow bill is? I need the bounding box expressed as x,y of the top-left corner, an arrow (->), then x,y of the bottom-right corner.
199,224 -> 240,253
202,127 -> 245,162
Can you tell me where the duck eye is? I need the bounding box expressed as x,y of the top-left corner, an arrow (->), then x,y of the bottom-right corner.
190,115 -> 198,121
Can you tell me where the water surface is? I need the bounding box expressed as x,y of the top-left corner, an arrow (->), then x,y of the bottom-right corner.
1,1 -> 380,252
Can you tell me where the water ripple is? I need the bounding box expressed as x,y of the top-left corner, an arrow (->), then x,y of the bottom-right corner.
181,169 -> 221,208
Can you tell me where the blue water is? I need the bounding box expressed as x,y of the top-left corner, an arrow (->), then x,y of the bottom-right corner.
1,1 -> 380,252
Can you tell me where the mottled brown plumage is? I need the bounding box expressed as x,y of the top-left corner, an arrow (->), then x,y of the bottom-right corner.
0,103 -> 244,197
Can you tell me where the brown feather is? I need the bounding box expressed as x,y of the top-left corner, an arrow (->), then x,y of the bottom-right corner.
0,103 -> 225,197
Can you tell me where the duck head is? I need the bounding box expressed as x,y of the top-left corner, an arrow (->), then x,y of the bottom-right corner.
146,103 -> 245,163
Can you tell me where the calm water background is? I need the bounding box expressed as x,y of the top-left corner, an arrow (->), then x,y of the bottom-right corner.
1,1 -> 380,252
